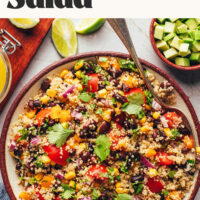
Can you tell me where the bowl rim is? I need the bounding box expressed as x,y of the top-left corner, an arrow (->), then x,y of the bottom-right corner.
150,18 -> 200,71
0,51 -> 200,200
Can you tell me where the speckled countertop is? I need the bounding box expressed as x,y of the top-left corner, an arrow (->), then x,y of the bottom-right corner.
0,18 -> 200,199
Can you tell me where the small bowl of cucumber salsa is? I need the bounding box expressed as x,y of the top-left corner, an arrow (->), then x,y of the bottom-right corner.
150,18 -> 200,70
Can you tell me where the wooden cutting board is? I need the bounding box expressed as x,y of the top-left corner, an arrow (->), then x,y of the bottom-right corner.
0,18 -> 54,113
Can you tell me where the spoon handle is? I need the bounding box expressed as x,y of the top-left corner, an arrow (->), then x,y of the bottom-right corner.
107,18 -> 162,104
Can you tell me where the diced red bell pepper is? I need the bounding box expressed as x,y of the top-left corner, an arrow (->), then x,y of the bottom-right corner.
146,177 -> 164,193
87,73 -> 99,93
87,165 -> 108,180
157,152 -> 174,166
164,112 -> 181,128
36,108 -> 51,127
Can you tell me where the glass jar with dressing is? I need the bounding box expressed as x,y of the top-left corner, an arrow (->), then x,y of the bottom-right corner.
0,29 -> 21,103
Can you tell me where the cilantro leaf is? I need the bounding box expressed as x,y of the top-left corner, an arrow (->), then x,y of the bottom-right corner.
168,170 -> 175,178
171,129 -> 181,140
144,90 -> 153,106
95,108 -> 103,115
132,183 -> 143,195
92,188 -> 99,200
94,135 -> 111,162
47,124 -> 74,148
127,92 -> 144,105
118,59 -> 137,72
117,194 -> 132,200
61,184 -> 75,199
122,104 -> 142,115
78,92 -> 91,102
17,129 -> 28,142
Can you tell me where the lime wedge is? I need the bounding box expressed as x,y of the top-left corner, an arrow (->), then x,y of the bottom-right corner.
76,18 -> 105,34
52,18 -> 78,58
9,18 -> 40,29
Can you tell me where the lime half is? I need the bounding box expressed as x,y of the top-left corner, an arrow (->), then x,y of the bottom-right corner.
76,18 -> 105,34
9,18 -> 40,29
52,18 -> 78,58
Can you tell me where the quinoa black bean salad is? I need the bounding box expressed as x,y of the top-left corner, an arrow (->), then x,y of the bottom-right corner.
9,57 -> 198,200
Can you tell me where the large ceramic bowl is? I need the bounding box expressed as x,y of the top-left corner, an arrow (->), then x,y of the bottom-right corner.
0,52 -> 200,200
150,18 -> 200,71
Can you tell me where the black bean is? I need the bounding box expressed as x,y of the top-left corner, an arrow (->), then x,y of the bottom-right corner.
122,83 -> 130,93
112,79 -> 119,87
98,121 -> 111,134
118,151 -> 127,160
160,81 -> 172,89
33,100 -> 41,107
113,93 -> 126,104
49,102 -> 57,107
84,62 -> 93,72
14,146 -> 23,157
131,175 -> 144,183
88,142 -> 94,153
80,151 -> 90,162
54,164 -> 62,170
123,120 -> 137,130
113,112 -> 126,126
76,106 -> 87,113
48,119 -> 55,126
79,130 -> 86,138
152,129 -> 158,140
16,162 -> 22,170
69,149 -> 76,157
98,193 -> 109,200
41,78 -> 50,91
98,83 -> 106,90
108,68 -> 122,78
28,100 -> 34,109
178,125 -> 189,135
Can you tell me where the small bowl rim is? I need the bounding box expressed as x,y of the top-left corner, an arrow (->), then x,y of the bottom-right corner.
150,18 -> 200,71
0,51 -> 200,200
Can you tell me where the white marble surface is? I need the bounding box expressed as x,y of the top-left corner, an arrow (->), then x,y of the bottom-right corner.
0,18 -> 200,199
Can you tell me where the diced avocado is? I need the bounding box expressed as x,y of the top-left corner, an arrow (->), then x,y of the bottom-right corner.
195,29 -> 200,40
170,36 -> 182,50
195,18 -> 200,25
164,22 -> 176,33
156,41 -> 169,51
185,18 -> 198,30
178,49 -> 191,57
191,41 -> 200,52
176,24 -> 188,34
179,43 -> 190,56
183,38 -> 193,43
190,53 -> 200,63
157,18 -> 166,24
163,48 -> 178,60
154,25 -> 164,40
175,57 -> 190,66
189,30 -> 195,39
164,33 -> 176,42
169,18 -> 178,22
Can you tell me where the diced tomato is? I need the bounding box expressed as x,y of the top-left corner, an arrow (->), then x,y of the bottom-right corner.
43,144 -> 69,166
146,177 -> 164,193
164,112 -> 181,128
87,73 -> 99,93
36,108 -> 51,127
36,191 -> 45,200
157,152 -> 174,166
55,196 -> 62,200
87,165 -> 108,180
125,88 -> 146,103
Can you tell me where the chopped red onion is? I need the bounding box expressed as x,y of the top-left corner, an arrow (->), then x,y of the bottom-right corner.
56,173 -> 64,180
160,116 -> 169,128
71,111 -> 83,121
31,137 -> 41,146
152,100 -> 161,110
63,85 -> 75,98
141,156 -> 155,169
10,140 -> 16,151
78,197 -> 92,200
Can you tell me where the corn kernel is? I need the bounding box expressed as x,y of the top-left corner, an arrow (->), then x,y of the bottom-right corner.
169,191 -> 182,200
115,107 -> 121,115
140,125 -> 150,133
145,149 -> 157,158
60,110 -> 71,123
116,188 -> 128,194
75,70 -> 82,79
140,116 -> 147,124
35,173 -> 44,181
75,60 -> 84,71
196,147 -> 200,154
40,95 -> 50,105
145,104 -> 151,110
65,171 -> 76,180
10,151 -> 16,158
102,110 -> 112,122
76,183 -> 81,192
79,143 -> 87,151
26,109 -> 36,119
148,168 -> 157,178
69,180 -> 76,188
46,89 -> 57,98
51,105 -> 62,119
41,155 -> 51,164
98,89 -> 108,98
113,168 -> 119,176
118,91 -> 124,96
19,192 -> 31,200
60,70 -> 69,78
164,128 -> 172,137
152,112 -> 160,119
77,84 -> 83,92
116,182 -> 122,188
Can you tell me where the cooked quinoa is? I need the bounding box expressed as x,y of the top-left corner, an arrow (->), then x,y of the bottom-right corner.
9,57 -> 195,200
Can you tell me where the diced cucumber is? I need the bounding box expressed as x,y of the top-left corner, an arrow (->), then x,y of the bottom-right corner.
164,22 -> 176,33
175,20 -> 184,29
176,24 -> 188,34
163,48 -> 178,60
179,18 -> 188,22
157,18 -> 166,24
170,36 -> 182,50
179,43 -> 190,56
178,49 -> 191,57
191,41 -> 200,52
190,52 -> 200,63
185,18 -> 198,30
195,18 -> 200,25
189,30 -> 195,39
169,18 -> 178,22
175,57 -> 190,66
154,22 -> 159,27
179,33 -> 189,39
156,41 -> 169,51
164,33 -> 176,42
167,39 -> 173,46
183,38 -> 193,43
154,25 -> 164,40
195,29 -> 200,40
